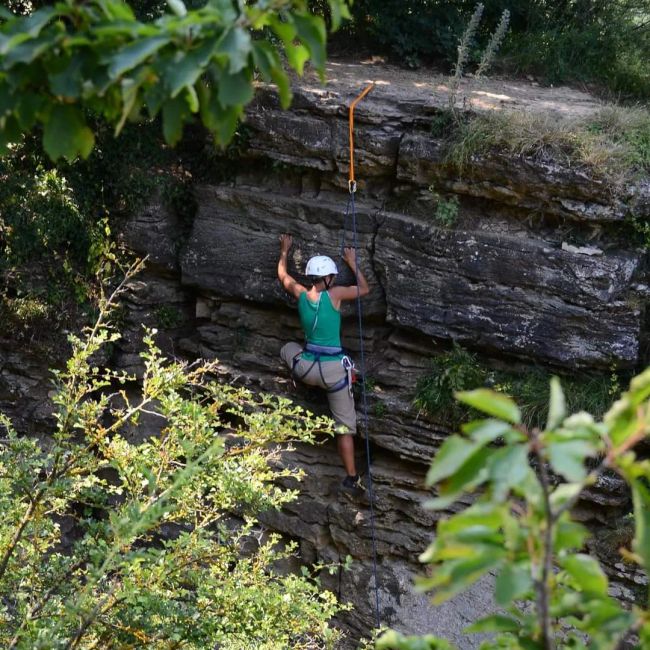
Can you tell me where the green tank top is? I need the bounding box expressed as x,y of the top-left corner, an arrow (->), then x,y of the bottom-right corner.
298,291 -> 343,361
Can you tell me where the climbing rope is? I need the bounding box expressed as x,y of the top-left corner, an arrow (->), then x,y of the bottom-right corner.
342,83 -> 382,630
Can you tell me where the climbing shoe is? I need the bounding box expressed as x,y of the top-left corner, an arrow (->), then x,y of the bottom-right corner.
341,474 -> 364,497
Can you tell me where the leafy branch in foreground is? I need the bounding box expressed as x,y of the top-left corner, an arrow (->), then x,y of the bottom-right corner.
0,259 -> 342,649
379,373 -> 650,650
0,0 -> 351,160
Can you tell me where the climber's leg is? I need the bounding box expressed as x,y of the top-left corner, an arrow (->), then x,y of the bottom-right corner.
320,360 -> 358,478
337,433 -> 357,477
280,342 -> 303,370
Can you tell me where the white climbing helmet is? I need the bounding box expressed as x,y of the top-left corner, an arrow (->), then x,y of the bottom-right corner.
305,255 -> 338,277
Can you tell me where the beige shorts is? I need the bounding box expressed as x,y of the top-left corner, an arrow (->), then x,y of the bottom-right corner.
281,342 -> 357,434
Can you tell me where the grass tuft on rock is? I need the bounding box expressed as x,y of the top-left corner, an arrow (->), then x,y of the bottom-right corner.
444,104 -> 650,183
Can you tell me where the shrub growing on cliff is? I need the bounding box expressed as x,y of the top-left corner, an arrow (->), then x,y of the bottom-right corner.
414,344 -> 619,429
0,261 -> 342,648
380,375 -> 650,649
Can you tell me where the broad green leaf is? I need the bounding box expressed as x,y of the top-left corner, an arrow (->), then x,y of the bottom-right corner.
95,0 -> 136,21
49,58 -> 84,99
426,436 -> 481,486
327,0 -> 351,31
166,41 -> 216,97
0,115 -> 21,154
143,81 -> 168,118
630,478 -> 650,573
487,444 -> 530,502
14,92 -> 44,130
0,82 -> 13,117
218,70 -> 253,107
215,26 -> 252,74
456,389 -> 521,424
115,75 -> 144,135
285,42 -> 310,76
465,613 -> 521,633
162,95 -> 189,146
439,504 -> 503,535
268,13 -> 309,76
271,65 -> 292,109
199,82 -> 242,146
429,447 -> 493,508
206,0 -> 238,22
12,5 -> 56,39
107,36 -> 170,79
185,85 -> 199,113
462,418 -> 513,444
548,440 -> 595,482
605,368 -> 650,446
294,13 -> 327,73
547,376 -> 566,430
167,0 -> 187,17
628,366 -> 650,404
42,105 -> 95,161
269,15 -> 296,43
92,21 -> 151,39
560,554 -> 608,596
3,32 -> 60,67
430,548 -> 506,603
495,562 -> 533,605
550,482 -> 582,510
555,517 -> 588,551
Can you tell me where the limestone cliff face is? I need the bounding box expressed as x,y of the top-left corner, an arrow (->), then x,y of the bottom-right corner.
5,63 -> 647,648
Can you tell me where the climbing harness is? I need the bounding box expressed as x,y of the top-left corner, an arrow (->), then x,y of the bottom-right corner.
343,82 -> 382,630
291,343 -> 355,395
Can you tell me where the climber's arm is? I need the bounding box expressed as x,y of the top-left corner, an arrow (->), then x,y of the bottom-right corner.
329,247 -> 370,304
278,234 -> 307,300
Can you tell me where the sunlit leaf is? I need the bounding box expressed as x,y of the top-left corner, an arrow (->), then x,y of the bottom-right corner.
215,26 -> 252,74
218,70 -> 253,107
495,562 -> 533,605
547,376 -> 566,430
426,436 -> 480,486
560,554 -> 608,596
107,36 -> 170,79
465,613 -> 521,633
43,104 -> 95,161
456,389 -> 521,424
629,477 -> 650,573
162,95 -> 189,145
547,439 -> 595,482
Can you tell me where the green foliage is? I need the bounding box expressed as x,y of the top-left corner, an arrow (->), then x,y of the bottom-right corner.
373,401 -> 387,418
0,261 -> 343,648
414,344 -> 621,428
414,344 -> 486,424
0,0 -> 351,161
0,140 -> 119,333
428,188 -> 459,227
155,304 -> 183,329
380,371 -> 650,649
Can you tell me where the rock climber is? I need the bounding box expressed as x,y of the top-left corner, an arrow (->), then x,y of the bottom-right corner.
277,234 -> 370,492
